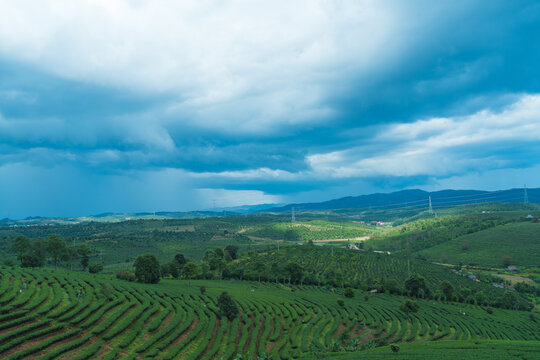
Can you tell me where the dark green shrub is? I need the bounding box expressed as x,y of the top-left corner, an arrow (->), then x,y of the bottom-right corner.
116,270 -> 136,282
217,292 -> 238,320
89,262 -> 104,273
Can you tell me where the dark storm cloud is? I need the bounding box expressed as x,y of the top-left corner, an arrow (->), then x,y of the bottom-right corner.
0,1 -> 540,217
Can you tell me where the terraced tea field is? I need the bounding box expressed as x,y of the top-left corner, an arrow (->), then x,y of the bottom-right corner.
0,267 -> 539,359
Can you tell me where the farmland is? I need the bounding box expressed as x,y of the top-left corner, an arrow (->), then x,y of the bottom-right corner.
1,203 -> 539,358
0,266 -> 539,360
418,222 -> 540,268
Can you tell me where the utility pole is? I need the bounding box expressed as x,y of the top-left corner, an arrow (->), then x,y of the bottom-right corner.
291,207 -> 296,223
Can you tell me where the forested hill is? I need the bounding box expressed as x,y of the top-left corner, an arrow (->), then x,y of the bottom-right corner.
267,187 -> 540,212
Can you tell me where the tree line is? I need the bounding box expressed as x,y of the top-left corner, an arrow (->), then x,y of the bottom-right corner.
10,234 -> 94,271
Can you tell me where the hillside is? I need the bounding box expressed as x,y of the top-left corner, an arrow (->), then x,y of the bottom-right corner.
305,340 -> 540,359
0,267 -> 538,359
419,222 -> 540,268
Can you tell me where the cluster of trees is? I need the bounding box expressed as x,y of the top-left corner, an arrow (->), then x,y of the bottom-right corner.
10,235 -> 93,271
436,279 -> 527,310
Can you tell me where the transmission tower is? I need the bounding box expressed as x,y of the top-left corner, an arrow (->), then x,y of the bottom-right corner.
291,207 -> 296,223
524,185 -> 529,204
428,195 -> 434,215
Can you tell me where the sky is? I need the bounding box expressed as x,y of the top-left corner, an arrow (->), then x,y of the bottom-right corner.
1,0 -> 540,218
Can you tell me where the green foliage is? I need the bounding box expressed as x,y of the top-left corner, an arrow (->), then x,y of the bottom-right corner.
10,235 -> 30,263
368,215 -> 522,253
217,291 -> 238,320
344,287 -> 354,298
134,254 -> 161,283
400,299 -> 420,317
404,274 -> 428,298
337,299 -> 345,307
440,280 -> 454,301
47,234 -> 68,268
500,291 -> 518,310
181,262 -> 198,286
0,267 -> 539,359
419,222 -> 540,267
116,270 -> 136,281
77,245 -> 92,270
88,262 -> 103,273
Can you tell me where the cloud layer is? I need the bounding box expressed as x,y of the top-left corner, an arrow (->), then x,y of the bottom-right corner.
1,1 -> 540,217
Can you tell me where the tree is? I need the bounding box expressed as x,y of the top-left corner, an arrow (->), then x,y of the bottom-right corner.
200,285 -> 206,295
404,274 -> 428,298
500,291 -> 518,310
47,234 -> 68,269
181,262 -> 198,286
203,250 -> 215,262
78,245 -> 92,271
174,253 -> 187,269
385,279 -> 399,295
337,299 -> 345,307
284,229 -> 299,242
400,299 -> 419,319
475,291 -> 486,306
459,287 -> 471,302
21,253 -> 43,268
440,280 -> 454,301
11,235 -> 30,263
209,258 -> 225,280
66,246 -> 79,271
32,238 -> 48,266
134,254 -> 161,284
503,256 -> 512,267
168,261 -> 180,278
217,291 -> 238,320
214,248 -> 224,259
224,245 -> 239,260
285,262 -> 303,285
344,287 -> 354,298
250,259 -> 266,283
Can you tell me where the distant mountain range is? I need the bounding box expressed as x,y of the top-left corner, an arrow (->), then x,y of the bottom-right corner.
266,187 -> 539,213
1,188 -> 537,226
0,203 -> 281,226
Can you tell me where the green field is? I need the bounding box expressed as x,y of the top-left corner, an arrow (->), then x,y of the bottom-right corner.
419,222 -> 540,268
228,246 -> 525,308
305,340 -> 540,359
0,216 -> 377,266
0,267 -> 539,360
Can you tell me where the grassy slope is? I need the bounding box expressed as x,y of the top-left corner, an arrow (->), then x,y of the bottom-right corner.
419,222 -> 540,268
305,340 -> 540,359
1,267 -> 539,359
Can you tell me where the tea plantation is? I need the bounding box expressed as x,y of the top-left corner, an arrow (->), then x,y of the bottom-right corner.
1,267 -> 539,359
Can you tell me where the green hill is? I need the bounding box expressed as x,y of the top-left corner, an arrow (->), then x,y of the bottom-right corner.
419,222 -> 540,268
0,267 -> 538,359
305,340 -> 540,359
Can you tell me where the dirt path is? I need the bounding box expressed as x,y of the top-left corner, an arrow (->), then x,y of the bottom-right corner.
490,273 -> 534,284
